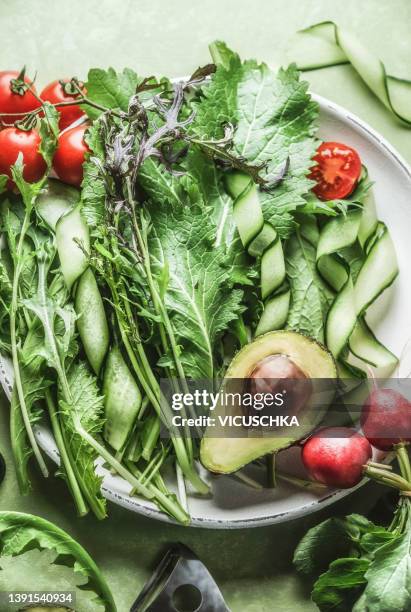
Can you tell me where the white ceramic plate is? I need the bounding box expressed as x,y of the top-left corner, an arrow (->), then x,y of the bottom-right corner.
1,93 -> 410,528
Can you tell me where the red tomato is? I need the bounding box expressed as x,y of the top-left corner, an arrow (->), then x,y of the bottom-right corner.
309,141 -> 362,201
53,125 -> 89,187
0,70 -> 41,123
0,128 -> 46,186
40,79 -> 85,130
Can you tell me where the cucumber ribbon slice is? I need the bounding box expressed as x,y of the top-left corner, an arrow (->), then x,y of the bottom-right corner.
287,21 -> 411,125
226,173 -> 290,337
228,172 -> 398,376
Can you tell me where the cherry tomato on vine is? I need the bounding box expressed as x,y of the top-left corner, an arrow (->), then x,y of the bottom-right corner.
0,128 -> 46,186
0,70 -> 41,123
309,141 -> 362,201
53,124 -> 90,187
40,79 -> 86,131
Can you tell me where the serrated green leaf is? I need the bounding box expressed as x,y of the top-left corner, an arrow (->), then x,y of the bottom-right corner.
149,201 -> 244,379
234,63 -> 318,237
0,549 -> 104,612
59,362 -> 106,518
11,154 -> 44,211
84,67 -> 140,119
285,230 -> 333,342
193,44 -> 319,238
192,44 -> 242,139
38,102 -> 60,168
0,512 -> 115,611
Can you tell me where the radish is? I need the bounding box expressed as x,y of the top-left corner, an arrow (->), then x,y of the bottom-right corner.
361,388 -> 411,451
302,427 -> 372,488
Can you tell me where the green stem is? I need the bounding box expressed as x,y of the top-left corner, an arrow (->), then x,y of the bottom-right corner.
395,443 -> 411,483
126,460 -> 190,524
276,472 -> 328,491
106,266 -> 208,493
129,195 -> 195,455
45,389 -> 88,517
74,420 -> 155,500
9,211 -> 48,477
363,464 -> 411,491
36,257 -> 106,519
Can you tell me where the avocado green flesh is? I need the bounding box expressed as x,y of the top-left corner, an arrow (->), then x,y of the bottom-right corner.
200,331 -> 337,474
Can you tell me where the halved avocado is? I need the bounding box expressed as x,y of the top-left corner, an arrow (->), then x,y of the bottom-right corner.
200,330 -> 337,473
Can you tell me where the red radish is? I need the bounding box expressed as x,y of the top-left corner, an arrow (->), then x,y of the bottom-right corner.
361,388 -> 411,451
302,427 -> 372,488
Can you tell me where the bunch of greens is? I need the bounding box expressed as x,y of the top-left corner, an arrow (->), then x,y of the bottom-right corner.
294,443 -> 411,612
0,41 -> 398,524
0,511 -> 115,611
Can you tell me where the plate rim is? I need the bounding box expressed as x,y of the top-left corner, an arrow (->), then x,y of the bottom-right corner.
1,92 -> 410,529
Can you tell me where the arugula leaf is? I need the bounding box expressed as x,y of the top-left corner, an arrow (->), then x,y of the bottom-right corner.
0,511 -> 115,611
11,155 -> 44,212
0,549 -> 104,612
38,102 -> 60,168
312,558 -> 369,611
59,362 -> 106,518
85,67 -> 140,119
285,230 -> 333,342
10,331 -> 49,494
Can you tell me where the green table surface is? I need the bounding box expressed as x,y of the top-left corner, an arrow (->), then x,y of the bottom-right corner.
0,1 -> 410,610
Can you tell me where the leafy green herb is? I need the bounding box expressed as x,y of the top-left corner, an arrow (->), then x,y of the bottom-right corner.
294,448 -> 411,611
312,558 -> 369,611
149,183 -> 244,379
0,511 -> 115,611
84,67 -> 140,119
194,41 -> 319,237
0,549 -> 104,612
285,229 -> 333,342
58,362 -> 107,519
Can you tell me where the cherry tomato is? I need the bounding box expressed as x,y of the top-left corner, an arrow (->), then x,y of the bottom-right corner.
53,125 -> 89,187
0,70 -> 41,123
40,79 -> 85,131
309,141 -> 362,201
0,128 -> 46,186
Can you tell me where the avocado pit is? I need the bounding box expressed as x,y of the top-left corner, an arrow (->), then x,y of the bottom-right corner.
247,354 -> 312,419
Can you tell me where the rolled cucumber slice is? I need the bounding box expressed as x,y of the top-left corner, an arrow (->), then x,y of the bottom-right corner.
56,205 -> 90,292
36,179 -> 79,231
75,268 -> 109,375
103,346 -> 143,452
